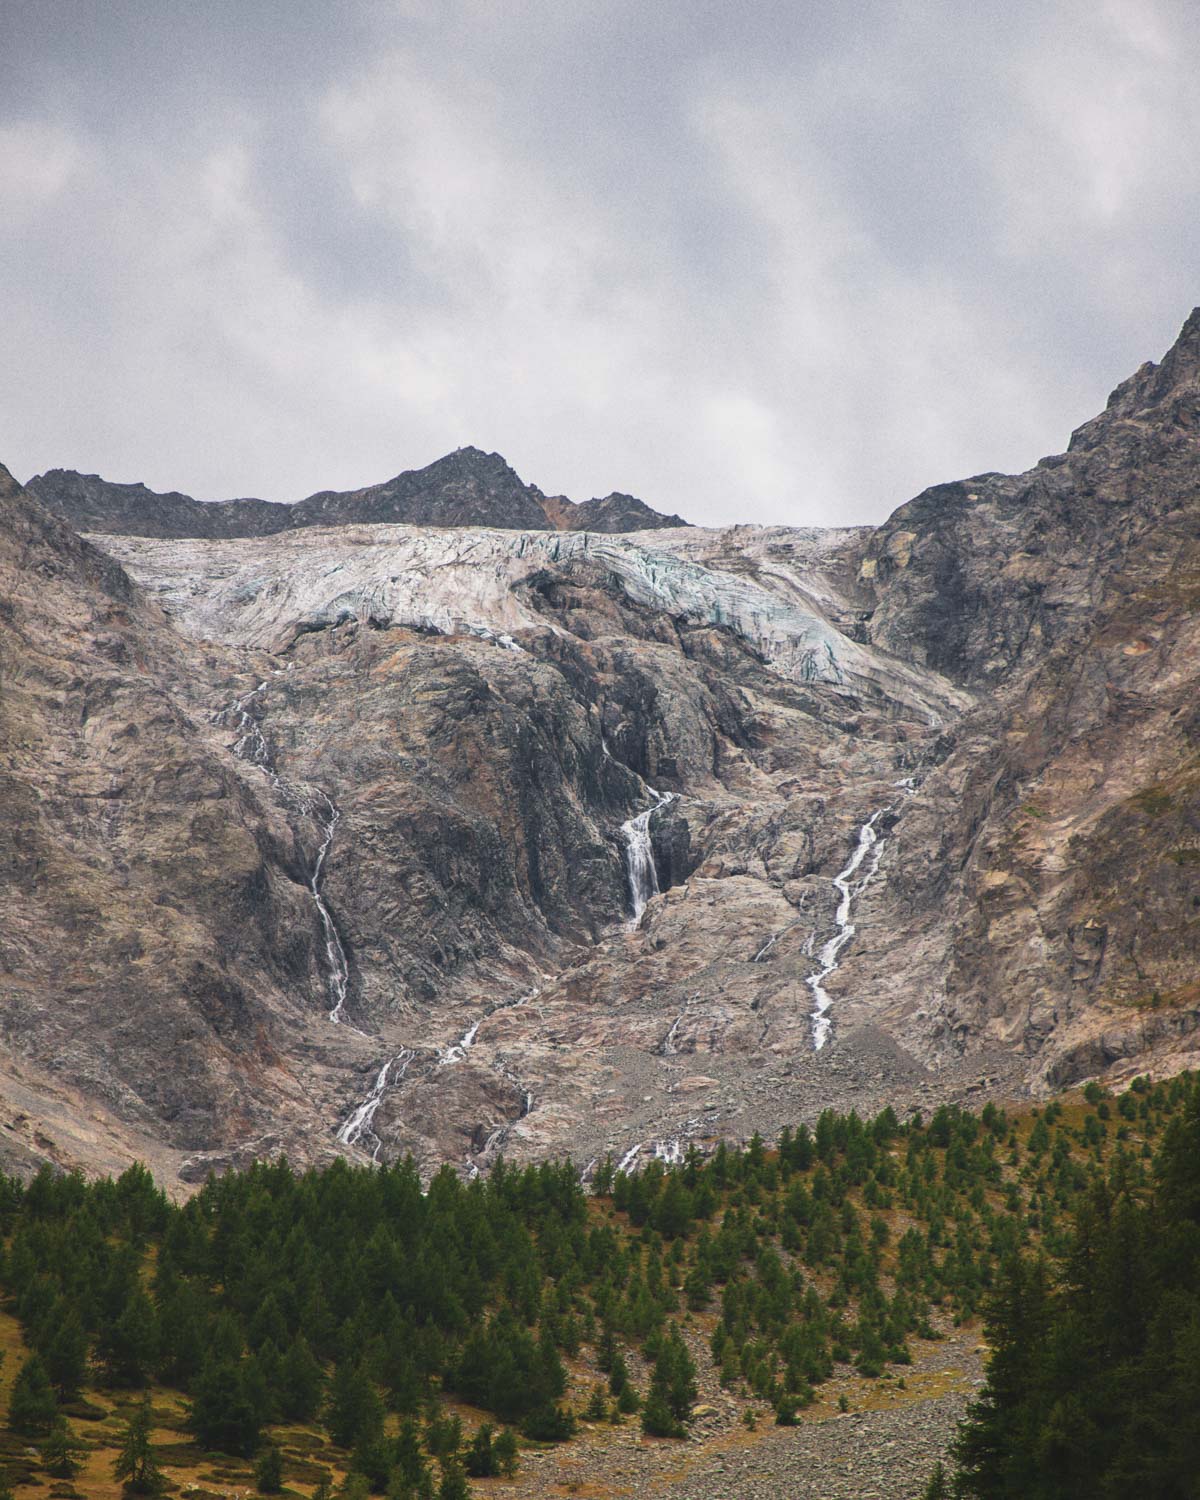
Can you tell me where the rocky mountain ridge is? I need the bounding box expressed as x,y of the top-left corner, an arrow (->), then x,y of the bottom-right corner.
25,446 -> 689,540
2,311 -> 1198,1187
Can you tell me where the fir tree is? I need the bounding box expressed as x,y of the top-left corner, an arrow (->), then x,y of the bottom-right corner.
327,1362 -> 384,1451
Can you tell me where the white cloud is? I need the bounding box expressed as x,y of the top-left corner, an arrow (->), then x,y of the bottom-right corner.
0,121 -> 84,217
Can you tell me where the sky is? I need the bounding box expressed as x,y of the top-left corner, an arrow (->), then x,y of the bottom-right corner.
1,1 -> 1198,528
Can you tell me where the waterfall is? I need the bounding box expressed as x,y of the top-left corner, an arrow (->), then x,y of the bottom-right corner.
217,681 -> 362,1037
805,809 -> 889,1050
600,734 -> 678,923
437,985 -> 539,1068
615,1119 -> 701,1175
309,793 -> 353,1025
616,1142 -> 643,1174
336,1048 -> 413,1160
621,789 -> 674,921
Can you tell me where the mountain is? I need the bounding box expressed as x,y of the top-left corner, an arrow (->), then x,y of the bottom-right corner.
540,489 -> 691,532
2,311 -> 1199,1186
26,447 -> 690,538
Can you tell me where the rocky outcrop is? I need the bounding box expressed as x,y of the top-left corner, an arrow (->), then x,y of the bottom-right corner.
4,310 -> 1200,1185
27,447 -> 690,539
22,469 -> 292,539
841,307 -> 1200,1085
543,490 -> 691,532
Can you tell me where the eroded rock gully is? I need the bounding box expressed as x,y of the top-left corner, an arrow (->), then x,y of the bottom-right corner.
2,311 -> 1200,1184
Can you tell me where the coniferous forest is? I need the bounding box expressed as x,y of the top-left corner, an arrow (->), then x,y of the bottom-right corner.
0,1075 -> 1195,1497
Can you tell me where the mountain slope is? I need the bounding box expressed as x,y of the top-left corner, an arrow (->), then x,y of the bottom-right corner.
841,307 -> 1200,1081
3,311 -> 1200,1185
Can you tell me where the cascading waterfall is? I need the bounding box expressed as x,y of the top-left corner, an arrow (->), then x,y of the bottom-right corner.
804,810 -> 888,1050
336,1048 -> 413,1159
334,968 -> 543,1169
621,789 -> 674,921
309,793 -> 352,1026
614,1121 -> 701,1175
805,796 -> 907,1049
600,735 -> 678,923
438,985 -> 539,1069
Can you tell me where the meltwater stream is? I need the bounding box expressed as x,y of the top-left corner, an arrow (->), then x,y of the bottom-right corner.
805,811 -> 888,1050
336,1048 -> 413,1160
620,788 -> 676,921
219,678 -> 357,1030
805,777 -> 917,1049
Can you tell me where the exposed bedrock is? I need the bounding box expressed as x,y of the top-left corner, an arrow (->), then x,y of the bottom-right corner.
2,310 -> 1200,1181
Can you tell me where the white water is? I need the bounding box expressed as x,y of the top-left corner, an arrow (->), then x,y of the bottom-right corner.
336,1047 -> 413,1159
219,682 -> 356,1028
616,1118 -> 701,1175
438,985 -> 539,1069
753,926 -> 792,963
660,1013 -> 684,1055
616,1142 -> 644,1174
336,985 -> 541,1167
309,793 -> 353,1025
805,810 -> 890,1050
621,788 -> 675,921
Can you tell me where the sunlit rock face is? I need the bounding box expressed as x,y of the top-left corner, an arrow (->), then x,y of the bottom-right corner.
3,310 -> 1200,1184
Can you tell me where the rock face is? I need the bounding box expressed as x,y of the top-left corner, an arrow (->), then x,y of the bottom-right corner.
3,311 -> 1200,1184
27,447 -> 689,539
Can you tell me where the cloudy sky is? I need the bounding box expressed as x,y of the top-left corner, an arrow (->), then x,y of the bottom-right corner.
2,1 -> 1197,527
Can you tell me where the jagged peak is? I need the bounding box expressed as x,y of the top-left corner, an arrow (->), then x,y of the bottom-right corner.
1105,306 -> 1200,411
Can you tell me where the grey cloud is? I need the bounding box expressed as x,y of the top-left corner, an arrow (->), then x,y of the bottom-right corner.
1,0 -> 1198,526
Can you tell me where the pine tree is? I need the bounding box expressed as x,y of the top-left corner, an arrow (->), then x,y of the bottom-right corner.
922,1461 -> 949,1500
43,1302 -> 89,1398
113,1398 -> 165,1495
436,1457 -> 471,1500
327,1362 -> 384,1451
8,1354 -> 58,1435
102,1291 -> 159,1387
952,1255 -> 1051,1497
40,1417 -> 83,1478
188,1357 -> 262,1456
276,1338 -> 324,1416
464,1422 -> 496,1477
255,1444 -> 284,1494
493,1427 -> 519,1476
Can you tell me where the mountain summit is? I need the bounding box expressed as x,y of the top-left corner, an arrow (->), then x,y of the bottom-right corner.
26,446 -> 690,539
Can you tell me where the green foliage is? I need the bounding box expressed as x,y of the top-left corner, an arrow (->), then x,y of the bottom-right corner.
113,1397 -> 165,1495
8,1354 -> 58,1435
255,1443 -> 284,1493
278,1334 -> 324,1422
922,1461 -> 949,1499
188,1357 -> 262,1456
645,1325 -> 697,1432
327,1362 -> 384,1451
520,1403 -> 577,1442
0,1078 -> 1191,1487
40,1416 -> 84,1477
436,1458 -> 471,1500
463,1421 -> 496,1477
493,1426 -> 519,1476
952,1077 -> 1200,1497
